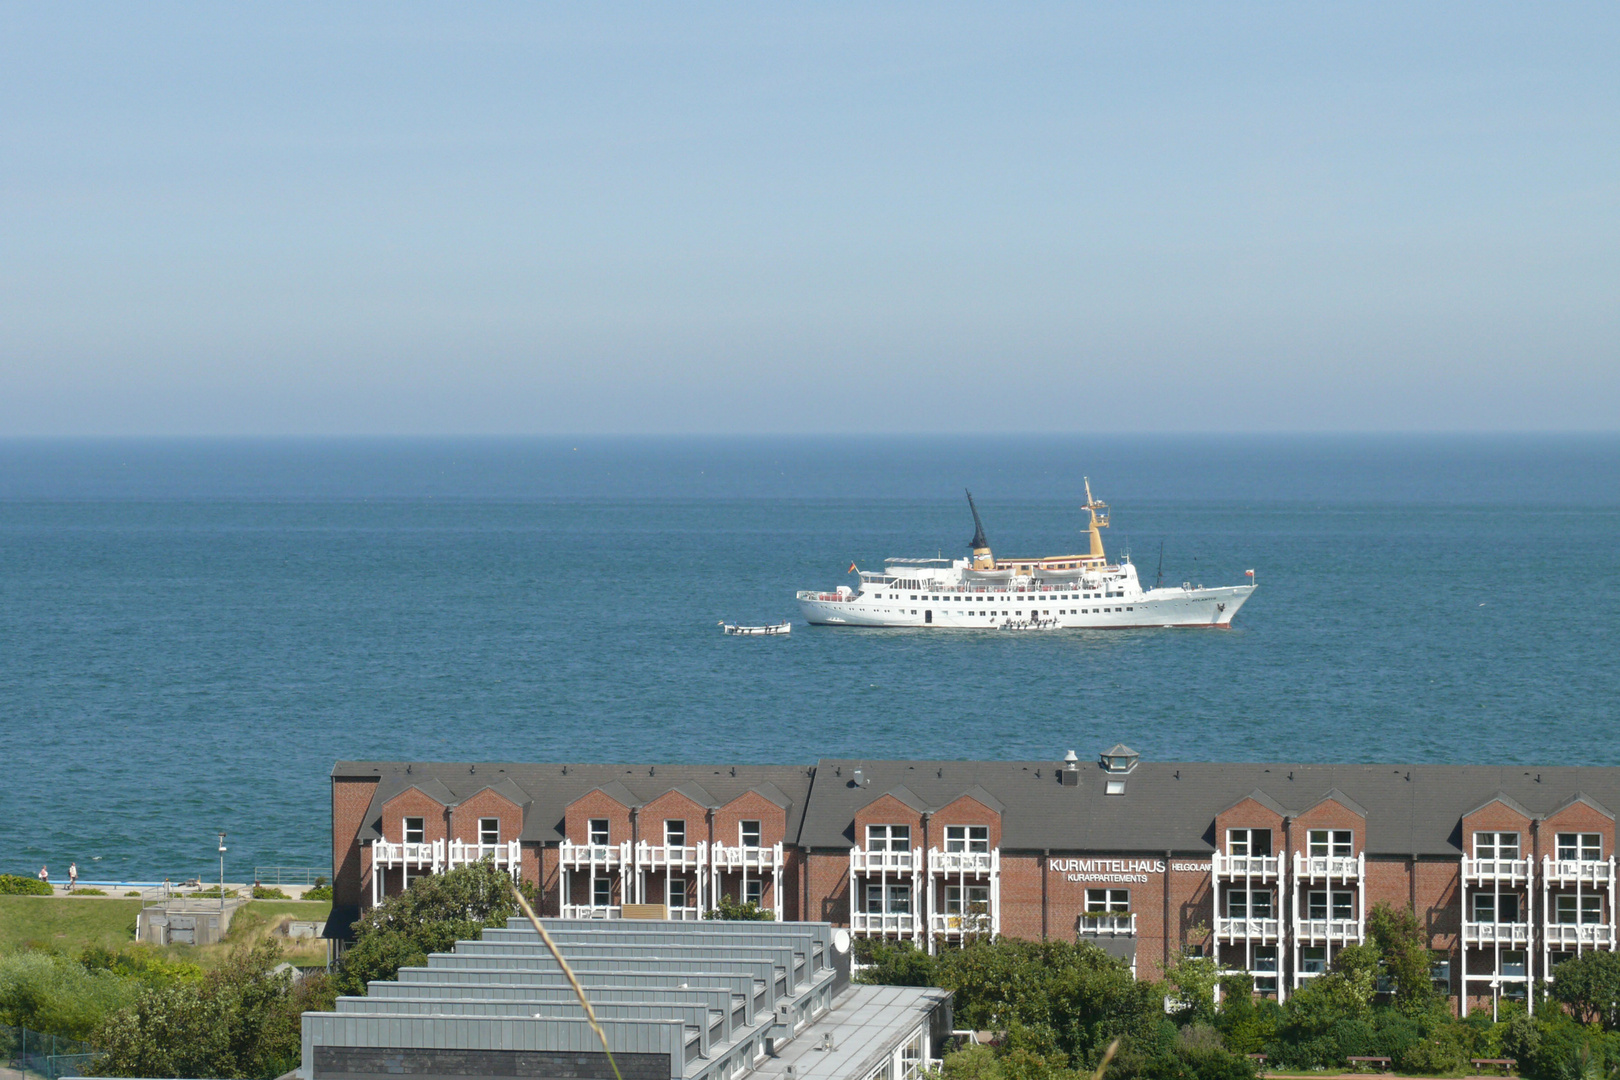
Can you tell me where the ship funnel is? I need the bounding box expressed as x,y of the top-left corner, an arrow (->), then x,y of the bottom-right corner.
965,490 -> 995,570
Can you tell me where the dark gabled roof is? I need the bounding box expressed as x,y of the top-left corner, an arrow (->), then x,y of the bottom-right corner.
1464,791 -> 1537,821
862,786 -> 928,814
1545,792 -> 1615,821
661,781 -> 717,809
337,761 -> 815,844
461,778 -> 533,809
1222,788 -> 1294,819
1302,787 -> 1369,818
951,784 -> 1007,815
381,778 -> 456,807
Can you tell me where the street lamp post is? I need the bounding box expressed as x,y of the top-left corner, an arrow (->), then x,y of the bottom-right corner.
218,832 -> 227,914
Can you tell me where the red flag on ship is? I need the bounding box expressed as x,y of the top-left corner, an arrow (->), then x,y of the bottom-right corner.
849,561 -> 859,574
1245,569 -> 1255,577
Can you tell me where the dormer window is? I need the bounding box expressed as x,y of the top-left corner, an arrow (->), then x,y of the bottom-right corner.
740,820 -> 762,848
1227,828 -> 1272,857
1099,744 -> 1140,774
1308,829 -> 1353,857
945,825 -> 989,853
588,818 -> 610,845
479,817 -> 500,846
403,817 -> 425,845
867,824 -> 911,851
664,819 -> 686,847
1475,831 -> 1520,860
1557,833 -> 1603,861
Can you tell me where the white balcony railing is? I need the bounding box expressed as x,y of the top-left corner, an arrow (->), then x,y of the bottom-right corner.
1077,913 -> 1137,936
930,912 -> 995,937
560,903 -> 621,919
928,849 -> 997,875
1294,852 -> 1364,883
1544,922 -> 1614,948
559,840 -> 631,868
447,839 -> 520,871
1463,857 -> 1534,884
1462,920 -> 1533,946
851,847 -> 922,873
852,910 -> 919,935
634,841 -> 707,872
1543,857 -> 1616,887
1212,852 -> 1281,880
374,839 -> 444,870
1295,918 -> 1364,944
711,842 -> 783,871
1216,916 -> 1281,942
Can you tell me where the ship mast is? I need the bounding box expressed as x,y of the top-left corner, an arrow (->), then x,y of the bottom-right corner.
965,490 -> 995,569
1083,477 -> 1110,562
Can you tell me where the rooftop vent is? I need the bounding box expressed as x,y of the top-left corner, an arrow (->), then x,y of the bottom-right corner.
1061,750 -> 1080,787
1100,744 -> 1140,774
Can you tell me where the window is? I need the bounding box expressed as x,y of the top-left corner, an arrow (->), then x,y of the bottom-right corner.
744,879 -> 763,906
1305,890 -> 1352,920
668,877 -> 688,909
1226,828 -> 1272,857
867,883 -> 911,913
1556,894 -> 1603,924
946,884 -> 991,914
944,825 -> 990,852
593,877 -> 611,907
1474,831 -> 1521,860
588,818 -> 610,845
1227,889 -> 1272,918
1558,833 -> 1603,861
866,824 -> 911,851
740,820 -> 762,848
664,819 -> 686,847
479,817 -> 500,846
403,817 -> 425,844
1308,829 -> 1353,857
1087,888 -> 1130,912
1502,950 -> 1528,978
1105,780 -> 1126,795
1252,946 -> 1279,993
1300,946 -> 1327,975
1430,955 -> 1452,990
1472,892 -> 1523,923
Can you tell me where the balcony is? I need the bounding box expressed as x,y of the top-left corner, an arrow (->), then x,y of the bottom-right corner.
1543,857 -> 1616,887
1216,916 -> 1281,943
446,840 -> 520,871
559,840 -> 631,868
930,911 -> 995,937
634,841 -> 707,872
1462,920 -> 1533,947
928,849 -> 998,875
1077,913 -> 1137,936
560,903 -> 621,919
1544,922 -> 1614,948
852,910 -> 919,936
1295,918 -> 1364,944
373,839 -> 443,871
711,842 -> 783,871
1212,851 -> 1281,880
1294,851 -> 1364,883
850,847 -> 922,873
1462,857 -> 1533,884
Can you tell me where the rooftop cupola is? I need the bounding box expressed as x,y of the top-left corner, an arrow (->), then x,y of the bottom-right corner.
1099,744 -> 1139,774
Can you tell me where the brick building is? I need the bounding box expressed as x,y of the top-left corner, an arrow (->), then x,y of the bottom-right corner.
330,749 -> 1620,1016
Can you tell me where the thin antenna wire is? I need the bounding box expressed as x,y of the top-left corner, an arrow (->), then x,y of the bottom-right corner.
509,881 -> 625,1080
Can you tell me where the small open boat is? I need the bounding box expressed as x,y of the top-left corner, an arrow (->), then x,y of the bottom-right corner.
720,620 -> 792,636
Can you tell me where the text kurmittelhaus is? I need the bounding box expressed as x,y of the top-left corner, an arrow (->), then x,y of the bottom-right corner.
330,747 -> 1620,1014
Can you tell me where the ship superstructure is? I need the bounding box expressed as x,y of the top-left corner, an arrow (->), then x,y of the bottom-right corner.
796,480 -> 1255,629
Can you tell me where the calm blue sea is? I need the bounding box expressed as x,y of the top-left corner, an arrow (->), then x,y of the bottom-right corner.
1,435 -> 1616,882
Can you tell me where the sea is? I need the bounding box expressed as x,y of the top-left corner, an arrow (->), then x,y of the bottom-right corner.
1,435 -> 1616,884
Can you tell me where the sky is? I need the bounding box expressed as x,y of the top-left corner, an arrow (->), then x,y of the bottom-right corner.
1,4 -> 1616,435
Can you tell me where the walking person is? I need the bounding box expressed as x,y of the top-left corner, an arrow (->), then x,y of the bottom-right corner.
38,865 -> 49,890
69,862 -> 78,890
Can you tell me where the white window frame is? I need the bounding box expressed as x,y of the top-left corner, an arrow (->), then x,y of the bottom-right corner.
946,883 -> 990,914
1308,829 -> 1353,857
944,825 -> 990,853
403,817 -> 425,844
592,876 -> 611,907
478,817 -> 500,846
664,819 -> 686,847
1226,828 -> 1272,857
866,824 -> 911,851
668,876 -> 688,909
739,820 -> 762,848
1557,832 -> 1603,861
1474,831 -> 1521,860
744,878 -> 763,906
588,818 -> 610,845
1086,888 -> 1130,912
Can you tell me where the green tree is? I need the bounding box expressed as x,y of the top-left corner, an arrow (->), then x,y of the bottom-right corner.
90,940 -> 336,1079
1164,951 -> 1221,1027
1366,904 -> 1440,1015
334,861 -> 528,996
1551,951 -> 1620,1030
703,896 -> 775,920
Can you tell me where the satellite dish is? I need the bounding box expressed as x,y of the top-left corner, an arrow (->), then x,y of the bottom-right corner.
833,928 -> 851,954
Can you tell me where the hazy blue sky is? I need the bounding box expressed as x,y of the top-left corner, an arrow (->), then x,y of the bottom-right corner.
2,4 -> 1616,435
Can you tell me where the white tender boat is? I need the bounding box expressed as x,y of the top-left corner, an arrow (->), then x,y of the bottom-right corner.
796,480 -> 1256,630
720,621 -> 792,636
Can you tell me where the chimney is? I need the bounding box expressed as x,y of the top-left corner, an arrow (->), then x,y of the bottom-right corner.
1061,750 -> 1079,787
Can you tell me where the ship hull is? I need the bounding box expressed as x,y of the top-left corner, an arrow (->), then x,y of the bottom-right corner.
798,584 -> 1255,629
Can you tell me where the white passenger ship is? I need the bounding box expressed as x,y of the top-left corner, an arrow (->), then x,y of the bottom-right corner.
796,481 -> 1256,629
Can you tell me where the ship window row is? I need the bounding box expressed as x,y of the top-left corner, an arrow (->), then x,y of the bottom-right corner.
881,593 -> 1112,601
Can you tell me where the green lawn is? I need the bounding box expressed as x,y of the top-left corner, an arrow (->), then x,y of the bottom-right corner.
0,896 -> 333,967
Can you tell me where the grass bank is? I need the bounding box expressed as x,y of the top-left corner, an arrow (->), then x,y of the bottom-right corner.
0,896 -> 332,968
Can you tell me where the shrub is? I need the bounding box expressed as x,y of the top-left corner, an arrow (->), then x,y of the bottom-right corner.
1394,1032 -> 1465,1074
0,949 -> 140,1039
70,887 -> 108,896
251,885 -> 289,900
124,891 -> 141,898
302,885 -> 333,902
0,874 -> 53,896
703,896 -> 774,920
